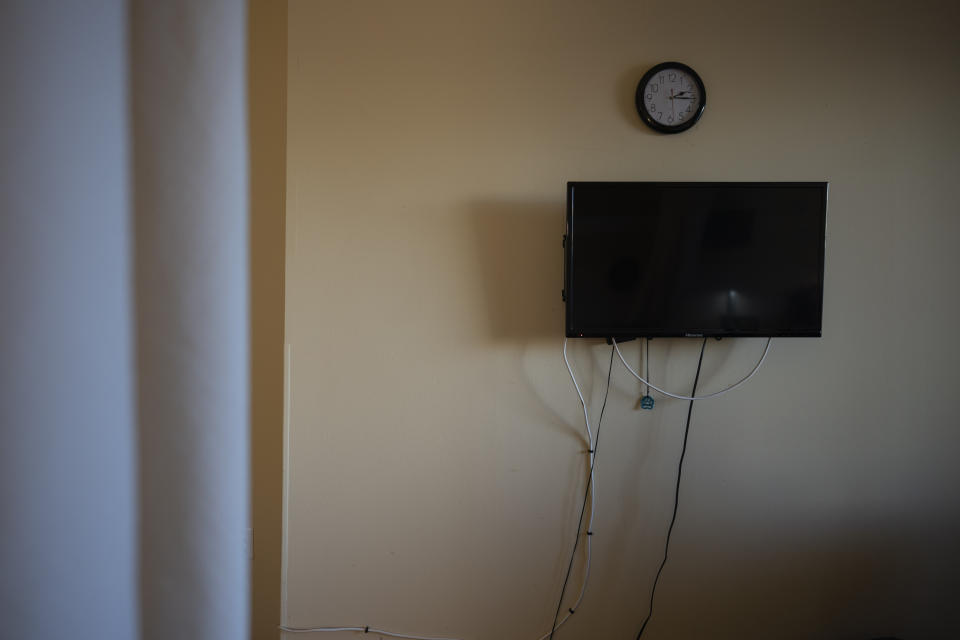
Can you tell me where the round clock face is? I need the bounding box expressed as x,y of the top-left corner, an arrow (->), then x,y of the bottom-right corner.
635,62 -> 706,134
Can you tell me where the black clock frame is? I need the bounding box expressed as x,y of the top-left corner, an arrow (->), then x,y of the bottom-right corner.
635,61 -> 706,134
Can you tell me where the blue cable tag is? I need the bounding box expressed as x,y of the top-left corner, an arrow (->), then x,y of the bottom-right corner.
640,395 -> 655,410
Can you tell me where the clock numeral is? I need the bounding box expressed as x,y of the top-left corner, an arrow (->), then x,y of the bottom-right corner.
650,83 -> 658,93
657,111 -> 663,120
678,113 -> 683,120
667,115 -> 674,123
645,93 -> 652,101
668,72 -> 676,81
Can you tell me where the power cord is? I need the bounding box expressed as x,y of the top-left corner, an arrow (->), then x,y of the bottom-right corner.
547,344 -> 615,640
278,626 -> 461,640
635,337 -> 707,639
639,338 -> 654,410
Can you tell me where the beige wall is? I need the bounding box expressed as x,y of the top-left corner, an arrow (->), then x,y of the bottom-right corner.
283,1 -> 960,638
250,1 -> 287,638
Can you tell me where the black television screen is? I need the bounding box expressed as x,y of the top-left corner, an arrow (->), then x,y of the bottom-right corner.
564,182 -> 827,338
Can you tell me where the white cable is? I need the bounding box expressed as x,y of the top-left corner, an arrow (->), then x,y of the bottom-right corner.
561,335 -> 597,550
562,337 -> 593,455
612,337 -> 772,401
562,337 -> 597,528
279,625 -> 462,640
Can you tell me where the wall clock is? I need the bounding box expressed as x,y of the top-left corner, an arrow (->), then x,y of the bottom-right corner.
635,62 -> 706,134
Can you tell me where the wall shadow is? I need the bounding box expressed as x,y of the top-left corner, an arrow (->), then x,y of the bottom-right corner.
469,200 -> 566,343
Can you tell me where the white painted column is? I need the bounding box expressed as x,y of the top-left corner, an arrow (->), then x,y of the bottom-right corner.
131,2 -> 250,639
0,3 -> 137,640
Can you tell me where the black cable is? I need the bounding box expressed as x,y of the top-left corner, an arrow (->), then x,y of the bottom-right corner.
547,345 -> 615,640
635,337 -> 707,639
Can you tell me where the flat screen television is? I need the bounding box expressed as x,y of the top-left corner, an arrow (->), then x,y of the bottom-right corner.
564,182 -> 827,338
